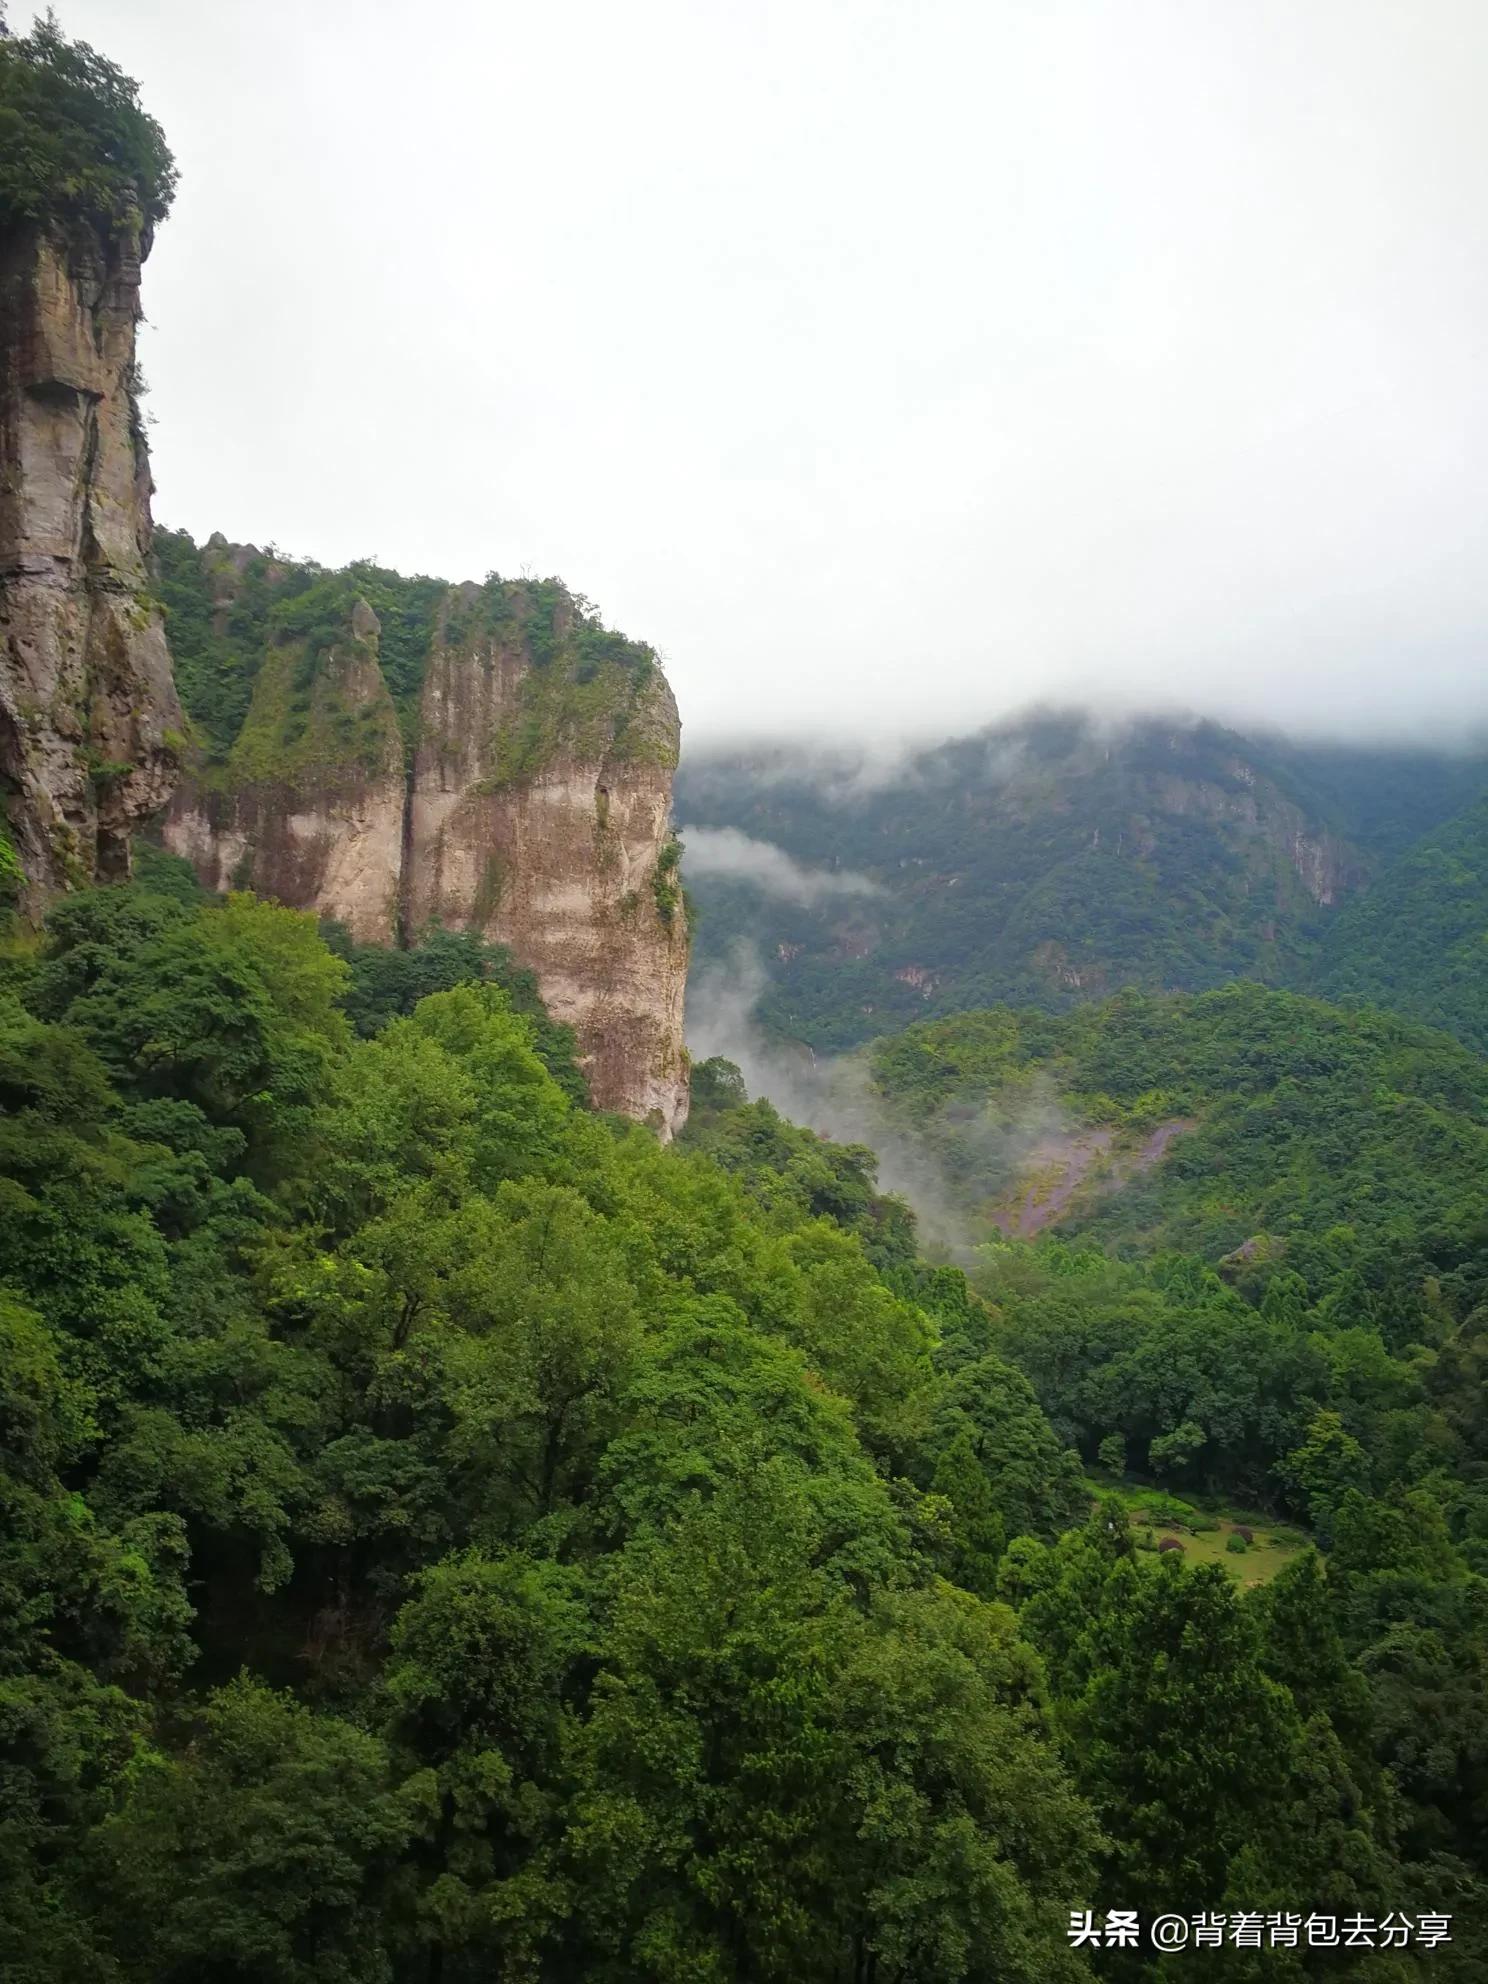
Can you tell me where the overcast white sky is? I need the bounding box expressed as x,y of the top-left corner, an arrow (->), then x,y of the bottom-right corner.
44,0 -> 1488,747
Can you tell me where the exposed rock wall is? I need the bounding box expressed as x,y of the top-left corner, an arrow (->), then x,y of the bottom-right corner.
1151,762 -> 1366,907
167,597 -> 406,944
0,220 -> 182,911
165,565 -> 690,1136
408,605 -> 689,1135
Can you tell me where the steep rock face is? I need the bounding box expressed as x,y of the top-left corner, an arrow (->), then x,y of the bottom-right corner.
162,552 -> 689,1135
0,221 -> 181,911
409,596 -> 689,1135
167,597 -> 406,943
1150,762 -> 1365,906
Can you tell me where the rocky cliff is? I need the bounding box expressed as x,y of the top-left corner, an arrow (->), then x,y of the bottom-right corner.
165,582 -> 407,944
1147,757 -> 1365,908
162,547 -> 690,1136
0,217 -> 182,913
406,587 -> 688,1132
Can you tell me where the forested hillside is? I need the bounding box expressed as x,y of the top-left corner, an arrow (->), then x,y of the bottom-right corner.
2,863 -> 1483,1976
686,983 -> 1488,1967
855,986 -> 1488,1503
866,983 -> 1488,1259
677,714 -> 1488,1051
0,861 -> 1069,1980
1319,791 -> 1488,1054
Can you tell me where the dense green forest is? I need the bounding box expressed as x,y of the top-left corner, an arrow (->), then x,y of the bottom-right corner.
851,987 -> 1488,1510
1318,793 -> 1488,1055
677,715 -> 1488,1052
866,984 -> 1488,1259
3,863 -> 1486,1978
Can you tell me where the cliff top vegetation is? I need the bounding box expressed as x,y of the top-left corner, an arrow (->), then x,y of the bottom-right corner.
0,11 -> 176,237
154,529 -> 675,785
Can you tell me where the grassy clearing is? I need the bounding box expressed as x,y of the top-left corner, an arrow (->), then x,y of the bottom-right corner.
1080,1474 -> 1310,1585
1158,1521 -> 1305,1586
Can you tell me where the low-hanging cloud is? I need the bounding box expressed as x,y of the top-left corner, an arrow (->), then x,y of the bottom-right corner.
678,742 -> 931,809
679,720 -> 1049,804
685,944 -> 966,1251
685,941 -> 1086,1260
679,826 -> 881,905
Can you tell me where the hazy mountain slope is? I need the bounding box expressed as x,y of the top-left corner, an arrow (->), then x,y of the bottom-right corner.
678,714 -> 1488,1051
864,982 -> 1488,1272
1241,734 -> 1488,858
1317,790 -> 1488,1054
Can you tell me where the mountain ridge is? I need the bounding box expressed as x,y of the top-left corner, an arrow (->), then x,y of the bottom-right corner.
678,711 -> 1488,1053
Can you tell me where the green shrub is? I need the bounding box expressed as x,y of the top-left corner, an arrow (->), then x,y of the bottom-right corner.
1225,1532 -> 1248,1554
653,832 -> 683,927
1134,1494 -> 1198,1527
0,824 -> 23,900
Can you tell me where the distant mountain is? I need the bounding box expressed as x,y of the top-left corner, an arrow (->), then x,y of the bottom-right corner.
1318,789 -> 1488,1054
677,712 -> 1488,1050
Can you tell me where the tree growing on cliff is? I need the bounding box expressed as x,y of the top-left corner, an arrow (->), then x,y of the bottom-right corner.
0,11 -> 176,236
